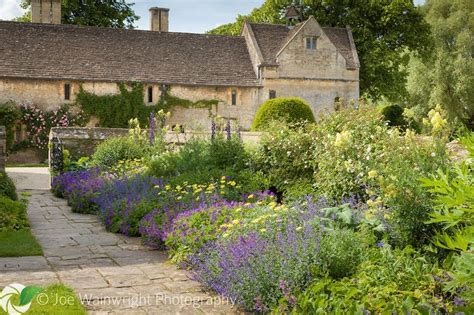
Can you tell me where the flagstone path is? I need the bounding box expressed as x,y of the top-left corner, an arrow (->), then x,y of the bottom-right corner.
0,190 -> 238,314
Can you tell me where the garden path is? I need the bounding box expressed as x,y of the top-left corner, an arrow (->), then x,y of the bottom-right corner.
0,190 -> 238,314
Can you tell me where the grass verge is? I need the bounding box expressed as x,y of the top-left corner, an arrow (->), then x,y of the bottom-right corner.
0,230 -> 43,257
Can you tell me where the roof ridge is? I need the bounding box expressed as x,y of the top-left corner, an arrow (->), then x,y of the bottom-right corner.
0,20 -> 245,39
248,22 -> 288,27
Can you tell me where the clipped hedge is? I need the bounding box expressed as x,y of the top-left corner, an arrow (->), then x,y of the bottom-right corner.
252,97 -> 315,131
0,171 -> 17,201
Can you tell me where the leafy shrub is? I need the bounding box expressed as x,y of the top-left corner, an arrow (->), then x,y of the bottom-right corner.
381,104 -> 407,128
0,171 -> 17,201
318,229 -> 364,279
149,136 -> 248,179
256,106 -> 449,247
92,136 -> 149,169
290,246 -> 458,314
0,196 -> 28,231
253,123 -> 316,194
251,97 -> 315,131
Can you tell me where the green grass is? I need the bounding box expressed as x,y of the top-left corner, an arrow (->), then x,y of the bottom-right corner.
0,284 -> 87,315
0,230 -> 43,257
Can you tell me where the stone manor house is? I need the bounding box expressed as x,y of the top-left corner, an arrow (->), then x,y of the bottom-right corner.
0,2 -> 359,130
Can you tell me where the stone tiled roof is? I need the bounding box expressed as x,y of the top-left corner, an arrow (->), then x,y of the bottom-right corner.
249,22 -> 358,69
249,23 -> 289,64
0,21 -> 260,87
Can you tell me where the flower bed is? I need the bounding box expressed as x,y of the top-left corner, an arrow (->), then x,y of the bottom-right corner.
50,108 -> 473,314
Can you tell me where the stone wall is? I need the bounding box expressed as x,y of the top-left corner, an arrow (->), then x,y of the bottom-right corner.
0,126 -> 5,171
49,127 -> 262,160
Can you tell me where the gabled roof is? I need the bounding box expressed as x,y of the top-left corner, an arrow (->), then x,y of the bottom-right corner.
248,21 -> 359,69
0,21 -> 260,87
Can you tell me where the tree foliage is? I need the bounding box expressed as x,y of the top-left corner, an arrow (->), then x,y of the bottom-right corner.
407,0 -> 474,127
17,0 -> 139,29
209,0 -> 431,101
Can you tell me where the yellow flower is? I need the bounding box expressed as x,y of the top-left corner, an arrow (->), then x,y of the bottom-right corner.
368,170 -> 378,179
221,176 -> 226,181
177,196 -> 182,200
296,226 -> 303,231
229,181 -> 236,187
248,194 -> 255,199
260,228 -> 266,233
165,185 -> 171,190
232,219 -> 240,225
334,130 -> 352,148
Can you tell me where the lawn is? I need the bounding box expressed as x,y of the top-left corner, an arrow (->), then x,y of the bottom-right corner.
0,230 -> 43,257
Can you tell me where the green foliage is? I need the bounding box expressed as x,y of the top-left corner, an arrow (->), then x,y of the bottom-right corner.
210,0 -> 431,101
157,90 -> 219,113
421,133 -> 473,252
149,136 -> 249,179
0,171 -> 17,201
251,97 -> 315,131
92,136 -> 149,169
381,104 -> 407,128
165,202 -> 243,264
407,0 -> 474,127
18,0 -> 138,29
291,246 -> 456,314
318,229 -> 364,279
256,105 -> 450,247
0,101 -> 20,150
0,196 -> 28,232
77,82 -> 150,128
254,123 -> 316,194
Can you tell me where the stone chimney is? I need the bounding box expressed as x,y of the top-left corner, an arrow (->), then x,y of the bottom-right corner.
31,0 -> 61,24
149,7 -> 169,32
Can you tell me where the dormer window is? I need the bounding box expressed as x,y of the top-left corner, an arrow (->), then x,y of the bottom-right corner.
306,37 -> 317,50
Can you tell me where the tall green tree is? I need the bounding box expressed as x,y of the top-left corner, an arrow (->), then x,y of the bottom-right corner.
17,0 -> 139,29
210,0 -> 431,101
407,0 -> 474,127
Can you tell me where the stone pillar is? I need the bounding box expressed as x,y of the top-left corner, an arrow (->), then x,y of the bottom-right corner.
31,0 -> 61,24
0,126 -> 6,171
150,7 -> 169,32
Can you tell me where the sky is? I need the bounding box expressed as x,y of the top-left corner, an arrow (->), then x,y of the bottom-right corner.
0,0 -> 425,33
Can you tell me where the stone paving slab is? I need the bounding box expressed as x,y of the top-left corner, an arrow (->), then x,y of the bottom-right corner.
0,190 -> 240,314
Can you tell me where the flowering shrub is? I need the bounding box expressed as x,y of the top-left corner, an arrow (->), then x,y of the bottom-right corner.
20,104 -> 88,150
165,191 -> 274,264
51,168 -> 105,214
139,177 -> 253,248
94,175 -> 162,236
187,197 -> 330,312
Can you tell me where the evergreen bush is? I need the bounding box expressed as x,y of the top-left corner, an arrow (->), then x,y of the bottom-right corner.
251,97 -> 315,131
